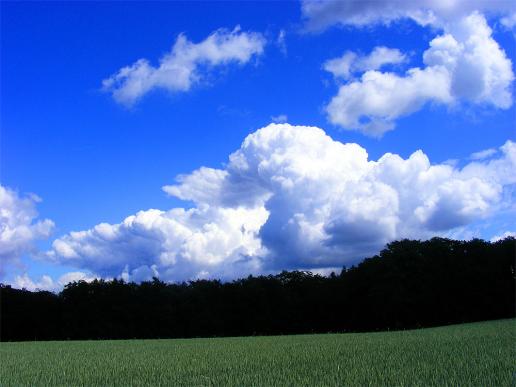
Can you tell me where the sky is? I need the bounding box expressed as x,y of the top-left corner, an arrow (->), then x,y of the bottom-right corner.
1,1 -> 515,291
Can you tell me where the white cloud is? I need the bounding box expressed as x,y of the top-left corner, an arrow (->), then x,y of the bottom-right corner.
490,230 -> 516,241
48,124 -> 516,282
58,271 -> 97,285
324,47 -> 407,80
13,271 -> 97,292
13,273 -> 55,292
102,26 -> 266,106
48,206 -> 268,282
326,65 -> 451,136
301,0 -> 515,31
325,12 -> 514,136
0,185 -> 54,277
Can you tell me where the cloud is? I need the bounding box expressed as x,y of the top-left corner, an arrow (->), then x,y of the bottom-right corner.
13,273 -> 55,292
501,12 -> 516,29
490,230 -> 516,242
324,47 -> 407,80
301,0 -> 515,31
271,114 -> 288,123
47,206 -> 268,282
470,148 -> 498,160
277,29 -> 287,55
102,26 -> 266,106
47,124 -> 516,282
0,185 -> 54,277
13,271 -> 97,292
325,12 -> 514,136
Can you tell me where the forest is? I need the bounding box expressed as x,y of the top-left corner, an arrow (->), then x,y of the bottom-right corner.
1,237 -> 514,341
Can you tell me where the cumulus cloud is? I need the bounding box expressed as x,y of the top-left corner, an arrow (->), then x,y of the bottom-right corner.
48,124 -> 516,282
47,206 -> 268,282
324,47 -> 407,80
325,12 -> 514,136
102,26 -> 266,106
0,185 -> 54,277
13,271 -> 97,292
301,0 -> 515,31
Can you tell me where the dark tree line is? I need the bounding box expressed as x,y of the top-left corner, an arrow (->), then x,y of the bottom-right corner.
1,237 -> 514,341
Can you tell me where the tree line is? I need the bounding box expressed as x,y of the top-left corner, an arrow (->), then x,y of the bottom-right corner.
1,237 -> 514,341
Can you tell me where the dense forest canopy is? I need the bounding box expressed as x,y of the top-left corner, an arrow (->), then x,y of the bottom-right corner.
1,237 -> 514,341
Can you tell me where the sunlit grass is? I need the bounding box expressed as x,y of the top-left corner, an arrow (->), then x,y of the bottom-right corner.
1,319 -> 514,386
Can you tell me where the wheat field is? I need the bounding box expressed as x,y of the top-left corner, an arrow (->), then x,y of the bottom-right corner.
1,319 -> 514,386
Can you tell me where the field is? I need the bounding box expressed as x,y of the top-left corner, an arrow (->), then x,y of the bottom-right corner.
1,319 -> 514,386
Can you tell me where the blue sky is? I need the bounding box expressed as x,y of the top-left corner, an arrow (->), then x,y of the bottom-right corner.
1,1 -> 515,290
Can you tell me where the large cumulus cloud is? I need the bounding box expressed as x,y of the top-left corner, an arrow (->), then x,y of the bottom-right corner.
47,124 -> 516,282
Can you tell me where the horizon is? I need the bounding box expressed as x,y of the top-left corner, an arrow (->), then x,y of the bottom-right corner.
1,1 -> 515,292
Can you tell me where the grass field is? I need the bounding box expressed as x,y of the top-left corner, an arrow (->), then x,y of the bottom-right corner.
1,319 -> 514,386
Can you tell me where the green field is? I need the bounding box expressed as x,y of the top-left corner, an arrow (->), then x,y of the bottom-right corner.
1,319 -> 514,386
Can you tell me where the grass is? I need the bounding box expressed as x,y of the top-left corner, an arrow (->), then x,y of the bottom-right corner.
1,319 -> 514,386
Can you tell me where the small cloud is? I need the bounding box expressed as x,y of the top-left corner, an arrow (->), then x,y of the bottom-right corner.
102,27 -> 266,106
469,148 -> 498,160
12,271 -> 98,292
58,271 -> 97,286
271,114 -> 288,123
324,46 -> 407,80
277,29 -> 287,55
490,231 -> 516,242
501,12 -> 516,29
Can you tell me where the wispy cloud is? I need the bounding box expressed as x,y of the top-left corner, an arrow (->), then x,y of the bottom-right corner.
324,47 -> 407,80
277,29 -> 287,56
271,114 -> 288,123
470,148 -> 498,160
102,26 -> 266,106
301,0 -> 515,31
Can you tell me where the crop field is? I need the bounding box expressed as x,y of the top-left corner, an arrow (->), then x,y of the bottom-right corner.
1,319 -> 514,386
